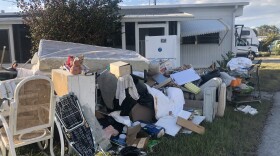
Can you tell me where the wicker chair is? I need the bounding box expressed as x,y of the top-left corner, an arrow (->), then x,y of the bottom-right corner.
0,75 -> 64,156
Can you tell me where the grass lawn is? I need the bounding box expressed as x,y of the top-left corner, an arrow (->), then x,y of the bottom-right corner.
13,63 -> 279,156
149,62 -> 278,156
259,63 -> 280,92
259,51 -> 280,58
150,100 -> 271,156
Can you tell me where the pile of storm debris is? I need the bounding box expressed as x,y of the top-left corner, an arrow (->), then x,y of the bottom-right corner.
0,40 -> 261,155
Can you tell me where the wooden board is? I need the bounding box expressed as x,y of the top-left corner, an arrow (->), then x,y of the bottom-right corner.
51,69 -> 71,96
176,117 -> 205,134
51,69 -> 96,116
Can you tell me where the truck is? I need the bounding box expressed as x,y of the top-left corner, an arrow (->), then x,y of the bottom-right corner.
235,25 -> 259,60
269,40 -> 280,52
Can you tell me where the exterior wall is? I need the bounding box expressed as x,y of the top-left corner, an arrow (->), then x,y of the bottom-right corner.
178,7 -> 235,68
121,5 -> 245,68
181,31 -> 230,68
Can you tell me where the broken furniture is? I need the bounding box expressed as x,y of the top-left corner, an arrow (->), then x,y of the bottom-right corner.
52,69 -> 96,113
55,93 -> 95,156
230,59 -> 262,106
0,75 -> 64,156
52,69 -> 111,150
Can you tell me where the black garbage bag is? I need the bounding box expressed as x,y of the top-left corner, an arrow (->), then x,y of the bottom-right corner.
200,69 -> 220,86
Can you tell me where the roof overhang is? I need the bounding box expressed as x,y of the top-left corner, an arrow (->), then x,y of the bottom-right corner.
120,2 -> 249,9
121,12 -> 194,22
0,17 -> 23,24
181,19 -> 230,37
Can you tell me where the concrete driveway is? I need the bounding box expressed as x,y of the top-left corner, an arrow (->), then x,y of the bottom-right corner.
258,92 -> 280,156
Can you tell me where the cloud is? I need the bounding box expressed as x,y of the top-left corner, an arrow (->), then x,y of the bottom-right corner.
120,0 -> 280,28
7,6 -> 20,12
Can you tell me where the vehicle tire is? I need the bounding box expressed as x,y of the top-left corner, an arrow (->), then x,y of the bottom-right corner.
248,52 -> 255,60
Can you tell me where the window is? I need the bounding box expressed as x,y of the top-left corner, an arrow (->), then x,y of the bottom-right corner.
197,33 -> 219,44
241,30 -> 250,36
182,36 -> 195,44
182,33 -> 220,44
169,21 -> 177,35
236,38 -> 249,46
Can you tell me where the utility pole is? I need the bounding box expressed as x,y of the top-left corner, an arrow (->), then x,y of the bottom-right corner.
154,0 -> 157,5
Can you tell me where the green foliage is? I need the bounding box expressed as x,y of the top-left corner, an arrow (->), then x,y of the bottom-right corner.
257,24 -> 280,36
216,51 -> 235,71
275,47 -> 280,55
262,33 -> 279,48
17,0 -> 123,54
257,25 -> 280,51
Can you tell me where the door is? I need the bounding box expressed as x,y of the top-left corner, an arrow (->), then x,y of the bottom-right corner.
0,29 -> 11,63
139,27 -> 165,56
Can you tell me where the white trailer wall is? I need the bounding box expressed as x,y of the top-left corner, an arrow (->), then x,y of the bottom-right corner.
178,7 -> 235,68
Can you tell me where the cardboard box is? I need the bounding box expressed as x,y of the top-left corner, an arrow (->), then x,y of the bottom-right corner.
126,124 -> 141,146
110,61 -> 131,78
132,137 -> 149,149
176,116 -> 205,134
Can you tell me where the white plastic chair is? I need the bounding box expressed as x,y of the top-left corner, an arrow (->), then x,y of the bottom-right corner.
0,75 -> 64,156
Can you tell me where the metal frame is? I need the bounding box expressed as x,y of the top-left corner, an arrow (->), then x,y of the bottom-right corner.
0,75 -> 65,156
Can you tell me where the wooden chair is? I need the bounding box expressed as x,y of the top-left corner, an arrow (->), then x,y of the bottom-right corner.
0,75 -> 64,156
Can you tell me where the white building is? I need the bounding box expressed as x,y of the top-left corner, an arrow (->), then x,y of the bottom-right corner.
0,2 -> 249,66
120,2 -> 249,67
0,12 -> 31,63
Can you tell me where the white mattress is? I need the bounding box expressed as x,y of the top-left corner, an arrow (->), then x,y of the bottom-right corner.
36,39 -> 150,71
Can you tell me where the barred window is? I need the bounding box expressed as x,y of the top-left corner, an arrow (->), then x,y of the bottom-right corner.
182,33 -> 220,44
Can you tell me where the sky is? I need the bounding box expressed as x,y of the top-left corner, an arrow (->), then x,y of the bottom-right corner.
0,0 -> 279,28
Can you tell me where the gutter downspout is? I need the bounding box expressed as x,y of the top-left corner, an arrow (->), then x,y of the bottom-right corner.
232,5 -> 238,53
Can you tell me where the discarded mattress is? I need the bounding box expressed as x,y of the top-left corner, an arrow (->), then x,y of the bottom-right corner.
34,39 -> 150,71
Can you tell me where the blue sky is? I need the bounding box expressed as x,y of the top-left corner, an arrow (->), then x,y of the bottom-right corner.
1,0 -> 279,28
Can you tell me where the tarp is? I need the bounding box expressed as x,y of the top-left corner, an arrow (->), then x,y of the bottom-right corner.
35,40 -> 149,71
181,19 -> 230,37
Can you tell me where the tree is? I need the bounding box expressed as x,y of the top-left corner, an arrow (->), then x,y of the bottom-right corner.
253,28 -> 258,36
256,25 -> 280,36
259,33 -> 279,52
256,25 -> 280,52
17,0 -> 123,53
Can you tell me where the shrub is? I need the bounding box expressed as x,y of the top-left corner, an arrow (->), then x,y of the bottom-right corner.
17,0 -> 123,54
216,51 -> 235,71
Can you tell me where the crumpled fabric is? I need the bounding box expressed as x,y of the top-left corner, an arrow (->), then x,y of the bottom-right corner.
145,85 -> 185,120
116,75 -> 139,106
227,57 -> 252,71
220,72 -> 236,86
97,71 -> 117,110
103,125 -> 119,139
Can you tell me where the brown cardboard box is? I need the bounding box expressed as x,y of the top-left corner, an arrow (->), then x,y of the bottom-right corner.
126,124 -> 141,146
176,116 -> 205,134
110,61 -> 131,78
132,137 -> 149,149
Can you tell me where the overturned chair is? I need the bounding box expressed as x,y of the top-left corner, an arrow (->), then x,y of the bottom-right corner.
55,93 -> 96,156
0,75 -> 64,156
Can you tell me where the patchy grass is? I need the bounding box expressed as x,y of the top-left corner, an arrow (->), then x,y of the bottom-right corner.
14,63 -> 280,156
258,51 -> 280,58
150,101 -> 272,156
259,63 -> 280,92
259,51 -> 271,57
149,63 -> 279,156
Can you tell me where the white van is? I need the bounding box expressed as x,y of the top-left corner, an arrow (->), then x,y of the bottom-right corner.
235,25 -> 259,60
